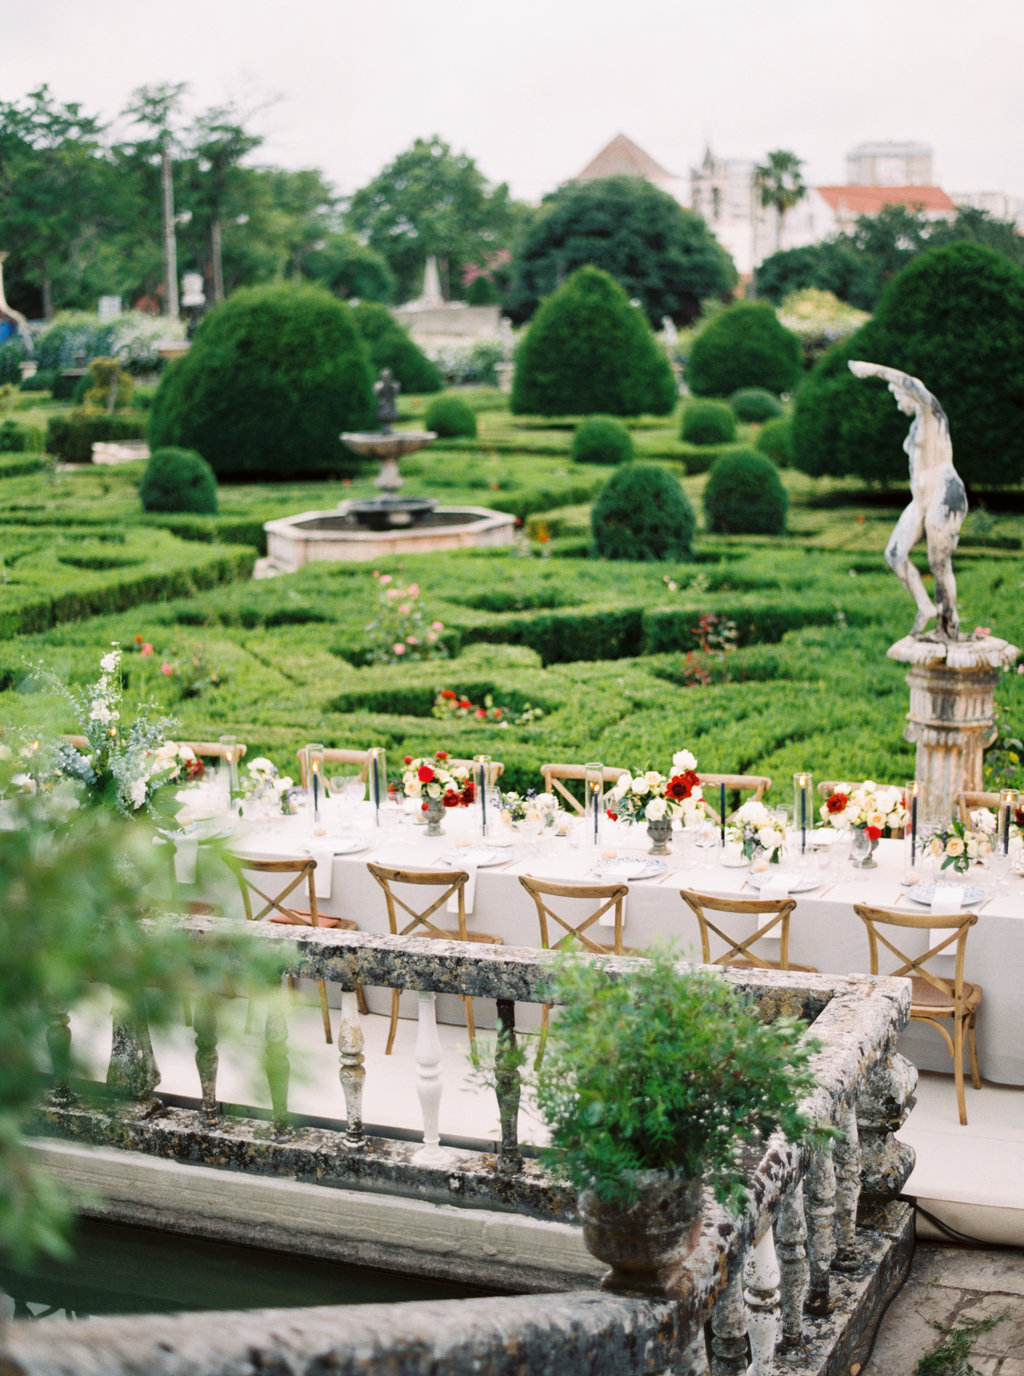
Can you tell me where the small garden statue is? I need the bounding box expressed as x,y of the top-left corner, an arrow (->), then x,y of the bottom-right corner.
850,360 -> 967,641
374,368 -> 400,434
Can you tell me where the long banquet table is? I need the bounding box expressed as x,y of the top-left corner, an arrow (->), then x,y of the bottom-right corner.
224,811 -> 1024,1088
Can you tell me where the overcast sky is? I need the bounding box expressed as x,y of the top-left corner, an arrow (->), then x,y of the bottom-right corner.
4,0 -> 1022,204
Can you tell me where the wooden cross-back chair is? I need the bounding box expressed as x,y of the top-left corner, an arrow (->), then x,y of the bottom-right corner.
180,740 -> 248,763
854,903 -> 983,1125
297,747 -> 370,790
366,863 -> 504,1055
698,773 -> 772,823
679,888 -> 816,972
234,857 -> 358,1045
955,790 -> 1001,826
538,763 -> 626,815
518,875 -> 632,1065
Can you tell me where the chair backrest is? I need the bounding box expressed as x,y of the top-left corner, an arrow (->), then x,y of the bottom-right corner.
699,773 -> 772,822
181,740 -> 248,763
518,875 -> 628,955
680,888 -> 798,968
853,903 -> 978,1009
539,763 -> 626,815
234,857 -> 322,926
954,790 -> 1000,826
297,747 -> 370,789
367,863 -> 470,940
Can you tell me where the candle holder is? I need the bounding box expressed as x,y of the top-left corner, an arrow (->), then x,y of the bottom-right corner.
792,772 -> 813,857
584,762 -> 604,851
368,747 -> 387,827
998,788 -> 1016,857
306,743 -> 325,825
906,780 -> 921,870
219,735 -> 239,802
474,755 -> 492,838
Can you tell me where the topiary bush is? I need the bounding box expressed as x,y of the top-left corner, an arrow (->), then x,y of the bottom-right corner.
351,302 -> 442,394
511,266 -> 677,417
703,449 -> 788,535
687,303 -> 801,398
728,387 -> 785,423
147,283 -> 375,481
0,419 -> 43,453
681,399 -> 736,445
571,416 -> 634,465
591,462 -> 696,561
140,447 -> 219,515
424,394 -> 478,439
755,417 -> 793,468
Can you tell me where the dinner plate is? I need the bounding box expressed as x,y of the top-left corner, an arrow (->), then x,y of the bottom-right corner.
746,868 -> 822,893
905,883 -> 986,908
594,857 -> 666,881
326,836 -> 371,856
163,822 -> 236,844
440,846 -> 507,868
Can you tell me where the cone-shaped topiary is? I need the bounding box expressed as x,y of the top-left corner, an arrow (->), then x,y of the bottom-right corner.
703,448 -> 788,535
591,462 -> 695,560
728,387 -> 785,422
148,283 -> 375,480
351,302 -> 442,394
681,399 -> 736,445
424,394 -> 477,438
139,447 -> 218,514
511,266 -> 677,417
686,303 -> 801,398
571,416 -> 634,465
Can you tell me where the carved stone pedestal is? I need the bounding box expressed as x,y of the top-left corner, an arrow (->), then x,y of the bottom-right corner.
887,633 -> 1019,825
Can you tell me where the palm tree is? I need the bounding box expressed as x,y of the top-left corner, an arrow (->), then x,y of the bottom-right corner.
755,150 -> 806,253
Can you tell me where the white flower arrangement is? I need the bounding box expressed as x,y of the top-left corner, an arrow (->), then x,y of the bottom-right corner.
819,781 -> 908,837
607,750 -> 706,827
727,799 -> 787,862
239,757 -> 295,813
499,789 -> 560,828
401,752 -> 474,808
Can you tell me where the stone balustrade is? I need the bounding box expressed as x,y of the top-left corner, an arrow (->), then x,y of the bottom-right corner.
10,924 -> 918,1376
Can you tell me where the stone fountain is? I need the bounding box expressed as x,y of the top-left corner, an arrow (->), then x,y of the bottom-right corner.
263,369 -> 516,570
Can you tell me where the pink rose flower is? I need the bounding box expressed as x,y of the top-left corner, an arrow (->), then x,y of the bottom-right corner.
392,643 -> 406,656
161,663 -> 174,675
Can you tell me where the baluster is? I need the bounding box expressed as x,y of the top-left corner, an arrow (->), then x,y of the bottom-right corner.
710,1268 -> 748,1376
107,1001 -> 162,1116
193,996 -> 219,1120
338,989 -> 365,1149
263,999 -> 290,1131
413,991 -> 449,1166
857,1052 -> 917,1210
744,1227 -> 781,1376
833,1107 -> 862,1271
667,1331 -> 710,1375
776,1180 -> 809,1357
46,1007 -> 73,1103
804,1146 -> 836,1316
495,998 -> 523,1175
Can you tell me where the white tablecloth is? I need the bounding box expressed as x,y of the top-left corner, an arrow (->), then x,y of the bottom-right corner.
228,819 -> 1024,1086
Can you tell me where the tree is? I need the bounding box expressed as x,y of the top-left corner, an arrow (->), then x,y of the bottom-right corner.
791,243 -> 1024,488
301,231 -> 395,302
754,240 -> 876,310
504,177 -> 736,327
686,302 -> 801,398
755,150 -> 806,254
346,136 -> 525,302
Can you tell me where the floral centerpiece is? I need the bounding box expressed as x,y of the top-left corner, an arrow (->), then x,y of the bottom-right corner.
499,789 -> 560,829
926,818 -> 994,875
239,757 -> 296,815
819,781 -> 908,840
607,750 -> 706,827
727,799 -> 787,863
401,751 -> 474,809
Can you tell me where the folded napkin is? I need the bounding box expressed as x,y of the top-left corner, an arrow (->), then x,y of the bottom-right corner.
759,873 -> 792,901
447,860 -> 478,916
306,845 -> 334,899
523,851 -> 596,883
930,884 -> 963,916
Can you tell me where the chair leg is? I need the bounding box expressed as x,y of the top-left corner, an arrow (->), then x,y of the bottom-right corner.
317,980 -> 333,1045
954,1015 -> 968,1126
463,996 -> 476,1044
968,1013 -> 982,1089
534,1004 -> 550,1069
356,984 -> 368,1016
385,988 -> 400,1055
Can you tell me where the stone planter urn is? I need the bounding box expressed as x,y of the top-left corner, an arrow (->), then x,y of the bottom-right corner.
423,796 -> 446,837
578,1173 -> 703,1294
646,817 -> 673,855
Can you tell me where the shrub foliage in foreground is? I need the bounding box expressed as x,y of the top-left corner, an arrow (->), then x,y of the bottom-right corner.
571,416 -> 634,465
351,302 -> 442,394
681,399 -> 736,445
424,394 -> 478,439
148,283 -> 376,481
704,448 -> 788,535
511,266 -> 677,418
140,448 -> 219,515
591,461 -> 695,560
687,302 -> 801,398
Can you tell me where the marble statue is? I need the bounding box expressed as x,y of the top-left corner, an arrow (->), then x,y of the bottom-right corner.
850,360 -> 967,642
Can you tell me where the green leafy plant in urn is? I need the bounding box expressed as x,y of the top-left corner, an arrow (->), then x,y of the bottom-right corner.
531,946 -> 828,1294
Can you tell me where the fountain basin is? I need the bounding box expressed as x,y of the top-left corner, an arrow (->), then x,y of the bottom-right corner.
264,503 -> 517,569
340,430 -> 436,460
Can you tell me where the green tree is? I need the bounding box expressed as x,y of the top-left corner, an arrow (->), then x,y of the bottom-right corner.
504,176 -> 736,327
346,135 -> 525,302
686,302 -> 801,398
754,150 -> 806,254
755,240 -> 876,309
791,242 -> 1024,487
301,230 -> 395,302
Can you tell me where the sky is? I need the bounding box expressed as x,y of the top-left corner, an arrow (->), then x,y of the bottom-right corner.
3,0 -> 1022,205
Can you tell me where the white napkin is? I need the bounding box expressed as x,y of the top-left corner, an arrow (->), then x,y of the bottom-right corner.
524,851 -> 595,883
930,884 -> 963,915
760,873 -> 792,901
447,860 -> 478,916
173,837 -> 198,886
306,845 -> 334,899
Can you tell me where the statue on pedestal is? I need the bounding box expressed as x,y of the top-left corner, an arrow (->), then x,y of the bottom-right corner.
850,361 -> 967,642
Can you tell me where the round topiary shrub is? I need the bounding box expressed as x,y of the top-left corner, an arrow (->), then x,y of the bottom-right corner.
571,416 -> 634,465
728,387 -> 785,423
512,265 -> 677,417
424,394 -> 477,439
591,462 -> 696,561
681,399 -> 736,445
147,283 -> 375,480
755,416 -> 792,468
686,302 -> 801,398
703,449 -> 788,535
139,447 -> 219,515
351,302 -> 442,394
